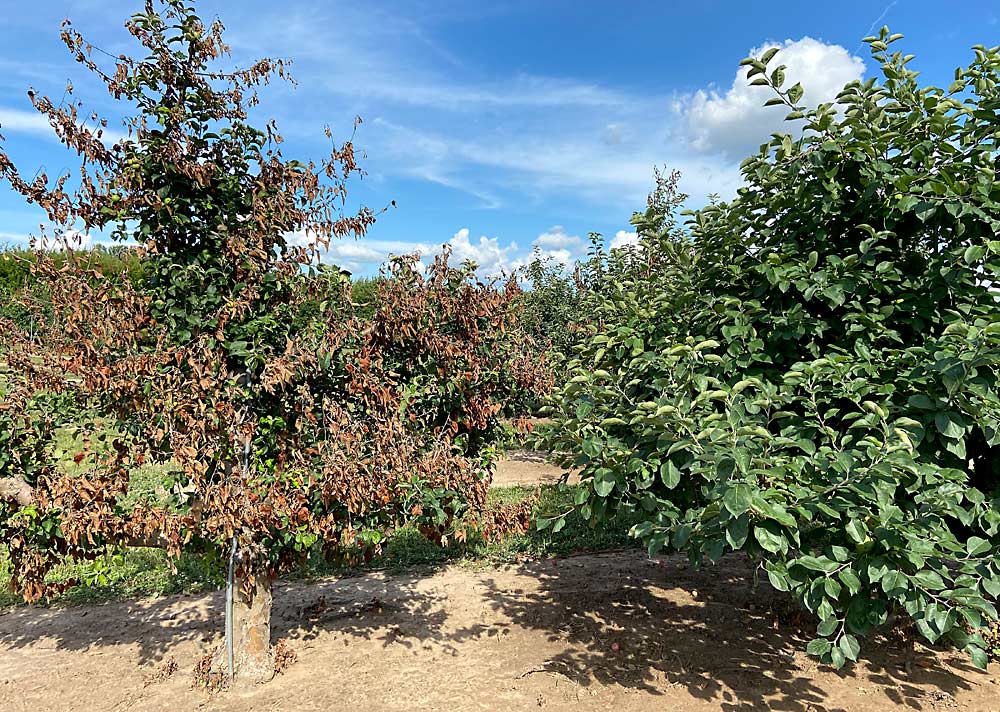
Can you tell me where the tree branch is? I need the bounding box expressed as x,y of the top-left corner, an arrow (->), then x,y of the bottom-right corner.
122,533 -> 172,549
0,476 -> 34,507
0,477 -> 202,552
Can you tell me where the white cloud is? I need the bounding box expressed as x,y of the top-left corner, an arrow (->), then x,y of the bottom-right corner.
0,231 -> 30,245
0,107 -> 52,138
2,228 -> 95,251
529,226 -> 587,267
288,229 -> 521,277
444,227 -> 520,276
322,241 -> 389,272
610,229 -> 639,250
678,37 -> 865,157
40,229 -> 93,251
534,226 -> 581,250
0,106 -> 130,145
534,247 -> 573,265
287,231 -> 430,272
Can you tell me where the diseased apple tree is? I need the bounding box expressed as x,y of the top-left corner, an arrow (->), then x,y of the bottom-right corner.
540,31 -> 1000,668
0,0 -> 547,680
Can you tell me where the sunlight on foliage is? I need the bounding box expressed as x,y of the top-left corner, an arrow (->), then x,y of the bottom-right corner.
539,29 -> 1000,670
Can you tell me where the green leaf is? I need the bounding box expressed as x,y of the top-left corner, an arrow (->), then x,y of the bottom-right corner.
934,412 -> 964,439
767,567 -> 790,592
726,514 -> 750,549
806,638 -> 832,656
966,537 -> 991,556
881,570 -> 908,595
817,617 -> 839,636
822,284 -> 845,306
723,483 -> 753,516
968,645 -> 988,670
839,633 -> 860,662
796,439 -> 817,455
754,526 -> 786,554
760,47 -> 780,65
912,570 -> 946,591
672,523 -> 692,549
845,519 -> 868,545
964,245 -> 985,264
734,448 -> 752,474
592,469 -> 616,497
581,437 -> 602,457
797,556 -> 837,573
660,460 -> 681,489
829,646 -> 846,669
839,568 -> 863,595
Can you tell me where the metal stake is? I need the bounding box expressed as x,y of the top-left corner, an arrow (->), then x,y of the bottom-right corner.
226,535 -> 237,680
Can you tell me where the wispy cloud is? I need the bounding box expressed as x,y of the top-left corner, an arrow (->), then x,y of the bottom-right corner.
0,106 -> 129,145
859,1 -> 899,52
0,108 -> 54,138
371,117 -> 743,211
327,74 -> 632,111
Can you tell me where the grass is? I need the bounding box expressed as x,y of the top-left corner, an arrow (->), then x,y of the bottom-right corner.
0,483 -> 642,608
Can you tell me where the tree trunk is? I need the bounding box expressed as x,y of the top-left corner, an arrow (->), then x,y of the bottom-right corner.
214,572 -> 275,683
0,476 -> 34,507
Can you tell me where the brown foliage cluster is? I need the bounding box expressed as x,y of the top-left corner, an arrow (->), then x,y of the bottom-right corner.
474,489 -> 541,544
191,652 -> 228,692
1,246 -> 548,601
143,656 -> 179,687
271,638 -> 297,675
0,0 -> 550,604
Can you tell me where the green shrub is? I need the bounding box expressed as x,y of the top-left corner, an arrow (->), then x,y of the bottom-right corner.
518,232 -> 651,405
540,30 -> 1000,669
350,276 -> 385,319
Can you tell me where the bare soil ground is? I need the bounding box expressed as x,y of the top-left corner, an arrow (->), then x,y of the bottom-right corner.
0,454 -> 996,711
492,449 -> 579,487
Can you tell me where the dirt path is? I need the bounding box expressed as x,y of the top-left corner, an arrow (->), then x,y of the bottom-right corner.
492,449 -> 577,487
1,549 -> 995,712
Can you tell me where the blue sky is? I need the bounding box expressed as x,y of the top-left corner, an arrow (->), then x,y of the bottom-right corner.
0,0 -> 996,275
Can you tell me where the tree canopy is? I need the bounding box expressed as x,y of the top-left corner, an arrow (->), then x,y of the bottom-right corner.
0,0 -> 547,680
540,30 -> 1000,669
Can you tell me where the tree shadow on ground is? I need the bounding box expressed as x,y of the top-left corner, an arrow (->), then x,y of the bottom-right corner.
0,550 -> 987,711
0,568 -> 451,667
0,586 -> 226,665
455,551 -> 983,712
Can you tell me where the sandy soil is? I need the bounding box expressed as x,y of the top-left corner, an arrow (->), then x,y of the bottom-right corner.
1,551 -> 996,712
0,451 -> 996,711
493,449 -> 579,487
